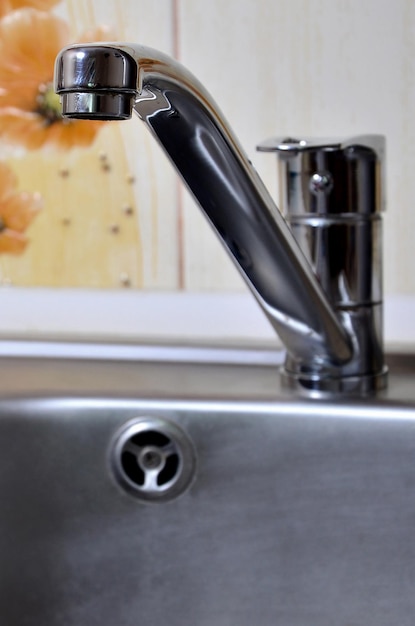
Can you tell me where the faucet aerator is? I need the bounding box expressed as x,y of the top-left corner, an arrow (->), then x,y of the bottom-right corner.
60,91 -> 134,121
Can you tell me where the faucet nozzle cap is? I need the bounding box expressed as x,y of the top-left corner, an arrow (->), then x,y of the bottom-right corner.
60,91 -> 134,120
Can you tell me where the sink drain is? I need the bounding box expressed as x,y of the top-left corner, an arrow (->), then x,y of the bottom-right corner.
110,417 -> 196,502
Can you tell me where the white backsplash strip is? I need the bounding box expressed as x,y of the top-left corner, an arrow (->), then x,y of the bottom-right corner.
0,288 -> 413,349
0,338 -> 285,365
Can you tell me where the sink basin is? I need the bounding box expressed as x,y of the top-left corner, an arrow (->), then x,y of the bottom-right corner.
1,341 -> 415,626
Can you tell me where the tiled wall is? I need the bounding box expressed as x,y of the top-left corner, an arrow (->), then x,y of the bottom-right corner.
0,0 -> 414,298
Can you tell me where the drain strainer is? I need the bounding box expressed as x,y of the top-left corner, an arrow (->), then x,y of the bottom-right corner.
110,417 -> 196,502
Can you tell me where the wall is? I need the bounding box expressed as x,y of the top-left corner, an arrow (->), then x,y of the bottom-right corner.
0,0 -> 414,342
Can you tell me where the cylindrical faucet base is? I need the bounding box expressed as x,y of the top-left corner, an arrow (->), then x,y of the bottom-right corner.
258,135 -> 387,394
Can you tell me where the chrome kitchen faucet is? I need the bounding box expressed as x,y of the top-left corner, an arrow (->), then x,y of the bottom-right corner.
54,43 -> 387,395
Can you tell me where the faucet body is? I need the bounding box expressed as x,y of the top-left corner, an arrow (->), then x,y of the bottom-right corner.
54,43 -> 386,395
258,136 -> 386,393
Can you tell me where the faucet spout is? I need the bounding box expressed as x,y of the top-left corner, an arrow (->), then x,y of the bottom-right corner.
55,43 -> 387,394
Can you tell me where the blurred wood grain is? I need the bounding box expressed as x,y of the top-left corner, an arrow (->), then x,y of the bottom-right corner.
1,0 -> 415,297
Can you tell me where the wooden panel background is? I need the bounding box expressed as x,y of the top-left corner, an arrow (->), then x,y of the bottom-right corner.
0,0 -> 414,299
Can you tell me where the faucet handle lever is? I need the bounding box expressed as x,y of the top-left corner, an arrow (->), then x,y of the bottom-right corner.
257,134 -> 385,217
257,134 -> 384,155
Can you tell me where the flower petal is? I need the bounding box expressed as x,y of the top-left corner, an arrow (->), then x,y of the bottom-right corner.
0,107 -> 47,148
0,9 -> 69,109
0,9 -> 111,150
0,190 -> 42,231
0,228 -> 27,254
0,1 -> 60,19
0,159 -> 17,203
0,108 -> 103,150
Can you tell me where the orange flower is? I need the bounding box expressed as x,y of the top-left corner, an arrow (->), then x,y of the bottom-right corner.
0,0 -> 60,19
0,9 -> 111,150
0,161 -> 41,254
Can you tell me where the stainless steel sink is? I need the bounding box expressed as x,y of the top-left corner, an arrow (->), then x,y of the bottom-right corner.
1,341 -> 415,625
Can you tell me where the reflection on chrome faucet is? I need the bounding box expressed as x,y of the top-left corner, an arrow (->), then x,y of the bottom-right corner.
54,43 -> 387,395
